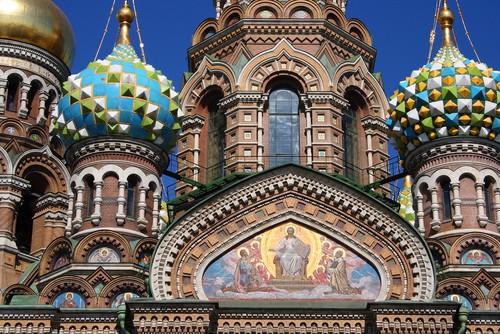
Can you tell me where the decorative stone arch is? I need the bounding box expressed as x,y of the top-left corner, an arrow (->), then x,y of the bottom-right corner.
73,230 -> 132,263
26,125 -> 48,145
449,233 -> 500,265
323,5 -> 348,29
26,75 -> 48,90
39,275 -> 97,308
218,5 -> 244,30
151,165 -> 435,301
0,118 -> 26,138
71,166 -> 101,187
427,239 -> 449,267
332,56 -> 389,119
1,284 -> 36,305
38,237 -> 72,276
283,0 -> 323,19
436,278 -> 486,310
238,39 -> 332,92
98,276 -> 148,308
489,283 -> 500,309
0,146 -> 12,174
133,238 -> 157,263
180,57 -> 236,114
2,69 -> 29,82
192,18 -> 219,45
14,147 -> 70,193
245,0 -> 284,19
346,19 -> 373,46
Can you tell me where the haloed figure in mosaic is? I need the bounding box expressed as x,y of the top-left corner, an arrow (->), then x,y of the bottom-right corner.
272,226 -> 310,280
327,248 -> 361,295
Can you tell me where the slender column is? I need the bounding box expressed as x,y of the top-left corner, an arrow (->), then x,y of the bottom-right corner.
18,82 -> 30,118
416,194 -> 425,235
305,107 -> 312,168
137,186 -> 148,231
91,181 -> 103,226
475,182 -> 489,227
366,133 -> 374,184
257,101 -> 265,172
192,130 -> 201,182
430,187 -> 441,232
0,79 -> 7,114
0,195 -> 20,248
116,181 -> 127,226
66,193 -> 75,236
450,182 -> 463,227
215,0 -> 221,18
494,187 -> 500,231
151,193 -> 161,237
72,186 -> 84,230
36,91 -> 49,126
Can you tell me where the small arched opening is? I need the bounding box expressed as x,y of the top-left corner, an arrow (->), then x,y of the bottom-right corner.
6,74 -> 22,112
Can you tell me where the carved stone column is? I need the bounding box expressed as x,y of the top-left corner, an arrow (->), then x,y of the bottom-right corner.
0,176 -> 30,248
475,182 -> 489,227
365,132 -> 374,184
91,181 -> 103,226
36,91 -> 49,126
416,194 -> 425,235
152,193 -> 161,237
304,104 -> 313,168
72,186 -> 84,231
430,187 -> 441,232
494,187 -> 500,231
451,182 -> 463,227
137,186 -> 148,231
192,129 -> 201,182
66,192 -> 75,236
116,181 -> 127,226
18,82 -> 30,118
257,96 -> 266,172
0,78 -> 7,114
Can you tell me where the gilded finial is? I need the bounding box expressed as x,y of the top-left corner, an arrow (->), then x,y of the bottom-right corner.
438,0 -> 456,47
116,0 -> 135,45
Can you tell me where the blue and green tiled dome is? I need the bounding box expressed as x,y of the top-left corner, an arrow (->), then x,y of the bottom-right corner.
51,43 -> 181,152
386,5 -> 500,158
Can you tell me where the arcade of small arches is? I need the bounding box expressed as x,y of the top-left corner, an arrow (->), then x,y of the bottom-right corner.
207,0 -> 363,44
0,69 -> 59,142
68,165 -> 163,237
415,167 -> 500,234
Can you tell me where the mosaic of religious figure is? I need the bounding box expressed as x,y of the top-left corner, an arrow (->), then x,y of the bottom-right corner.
111,292 -> 139,308
88,247 -> 121,263
203,223 -> 381,300
52,254 -> 70,270
460,249 -> 494,265
445,294 -> 473,311
53,292 -> 86,309
138,251 -> 152,268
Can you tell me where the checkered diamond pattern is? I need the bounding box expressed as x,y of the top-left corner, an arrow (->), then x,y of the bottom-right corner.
51,44 -> 182,152
386,46 -> 500,158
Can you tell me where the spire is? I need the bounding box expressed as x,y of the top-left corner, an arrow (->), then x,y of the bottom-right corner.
438,0 -> 456,47
116,0 -> 135,46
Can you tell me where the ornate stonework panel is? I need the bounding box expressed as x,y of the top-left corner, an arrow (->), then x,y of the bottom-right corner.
151,166 -> 435,301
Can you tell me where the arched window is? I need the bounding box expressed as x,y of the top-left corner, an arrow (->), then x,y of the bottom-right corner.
127,176 -> 140,218
268,88 -> 300,168
6,75 -> 22,112
27,81 -> 42,117
204,90 -> 225,182
343,92 -> 362,181
83,176 -> 95,219
484,177 -> 496,221
439,178 -> 452,221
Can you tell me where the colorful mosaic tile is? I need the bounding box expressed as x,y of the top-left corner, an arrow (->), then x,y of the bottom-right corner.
386,46 -> 500,157
51,44 -> 181,152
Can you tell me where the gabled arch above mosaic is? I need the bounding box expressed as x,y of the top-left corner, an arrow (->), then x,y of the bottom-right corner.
151,165 -> 435,301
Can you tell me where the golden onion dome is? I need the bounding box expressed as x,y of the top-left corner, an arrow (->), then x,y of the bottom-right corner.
0,0 -> 75,67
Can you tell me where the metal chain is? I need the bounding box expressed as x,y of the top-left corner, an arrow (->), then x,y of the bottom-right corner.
94,0 -> 117,61
131,0 -> 147,63
427,0 -> 442,63
454,0 -> 481,62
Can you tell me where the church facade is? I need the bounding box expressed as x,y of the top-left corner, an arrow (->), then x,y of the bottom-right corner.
0,0 -> 498,333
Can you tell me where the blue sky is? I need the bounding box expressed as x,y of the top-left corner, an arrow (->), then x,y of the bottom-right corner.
53,0 -> 500,198
54,0 -> 500,95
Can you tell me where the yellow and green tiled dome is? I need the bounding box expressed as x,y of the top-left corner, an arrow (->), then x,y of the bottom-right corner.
51,3 -> 181,152
386,4 -> 500,157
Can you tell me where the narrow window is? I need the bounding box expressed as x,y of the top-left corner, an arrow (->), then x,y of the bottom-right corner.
441,180 -> 452,220
269,88 -> 300,168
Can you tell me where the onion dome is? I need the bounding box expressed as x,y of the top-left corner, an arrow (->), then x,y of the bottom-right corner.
51,2 -> 181,152
0,0 -> 75,67
386,2 -> 500,157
